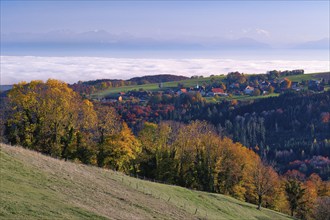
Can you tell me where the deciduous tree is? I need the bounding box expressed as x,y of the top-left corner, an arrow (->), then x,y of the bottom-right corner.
98,122 -> 141,173
251,160 -> 279,210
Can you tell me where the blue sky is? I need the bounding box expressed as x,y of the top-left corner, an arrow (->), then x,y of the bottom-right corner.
1,1 -> 329,44
1,1 -> 329,84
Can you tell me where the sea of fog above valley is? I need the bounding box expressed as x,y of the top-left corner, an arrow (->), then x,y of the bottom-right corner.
1,49 -> 329,85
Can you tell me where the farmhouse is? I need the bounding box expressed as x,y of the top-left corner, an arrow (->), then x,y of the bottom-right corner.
176,88 -> 187,95
208,88 -> 228,96
244,86 -> 255,95
308,80 -> 324,91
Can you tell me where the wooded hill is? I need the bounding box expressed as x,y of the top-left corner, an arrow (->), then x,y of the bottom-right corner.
70,74 -> 188,95
130,74 -> 189,84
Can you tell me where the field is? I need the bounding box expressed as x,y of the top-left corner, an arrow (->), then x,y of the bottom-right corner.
92,72 -> 329,100
92,75 -> 226,98
0,143 -> 292,220
281,72 -> 329,82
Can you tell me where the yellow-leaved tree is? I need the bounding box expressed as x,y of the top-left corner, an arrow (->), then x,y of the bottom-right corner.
98,122 -> 141,173
250,159 -> 280,210
7,80 -> 80,155
6,79 -> 100,163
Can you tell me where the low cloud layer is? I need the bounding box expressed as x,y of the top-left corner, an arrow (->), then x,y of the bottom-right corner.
1,56 -> 329,85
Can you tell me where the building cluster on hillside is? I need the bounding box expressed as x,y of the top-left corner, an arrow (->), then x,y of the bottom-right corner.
171,85 -> 228,97
102,71 -> 326,103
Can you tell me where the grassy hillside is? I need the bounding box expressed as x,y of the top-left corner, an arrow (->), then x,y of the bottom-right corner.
282,71 -> 329,82
0,143 -> 292,220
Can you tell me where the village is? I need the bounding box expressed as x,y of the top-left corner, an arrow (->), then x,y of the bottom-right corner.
102,70 -> 326,103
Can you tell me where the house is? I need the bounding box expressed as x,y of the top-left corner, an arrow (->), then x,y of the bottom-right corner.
208,88 -> 228,96
198,87 -> 206,96
212,88 -> 224,94
190,86 -> 206,96
308,80 -> 324,91
244,86 -> 255,95
260,81 -> 270,90
291,82 -> 301,91
127,90 -> 151,99
105,92 -> 126,102
176,88 -> 187,95
309,80 -> 320,85
229,83 -> 240,89
164,89 -> 175,95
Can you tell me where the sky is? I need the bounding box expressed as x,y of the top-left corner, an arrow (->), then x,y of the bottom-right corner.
1,1 -> 329,44
0,1 -> 329,85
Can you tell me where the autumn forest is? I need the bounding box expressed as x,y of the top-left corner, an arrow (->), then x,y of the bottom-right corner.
0,76 -> 329,220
